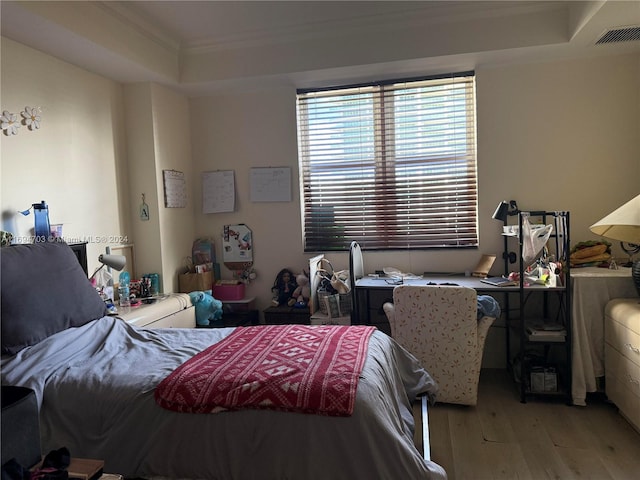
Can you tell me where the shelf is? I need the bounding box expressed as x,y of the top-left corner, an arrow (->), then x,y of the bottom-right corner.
501,210 -> 571,403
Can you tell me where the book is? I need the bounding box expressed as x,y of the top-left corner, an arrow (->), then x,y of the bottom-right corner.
526,322 -> 566,342
32,458 -> 104,480
480,276 -> 518,287
68,458 -> 104,480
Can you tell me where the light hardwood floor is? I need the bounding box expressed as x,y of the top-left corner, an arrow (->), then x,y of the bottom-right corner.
416,369 -> 640,480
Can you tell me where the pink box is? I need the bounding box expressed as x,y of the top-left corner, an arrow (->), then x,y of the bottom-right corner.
212,283 -> 245,301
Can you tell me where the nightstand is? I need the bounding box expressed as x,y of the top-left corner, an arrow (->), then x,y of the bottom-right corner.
263,305 -> 310,325
198,297 -> 259,328
116,293 -> 195,328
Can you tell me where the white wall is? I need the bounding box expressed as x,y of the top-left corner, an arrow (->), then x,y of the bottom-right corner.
190,53 -> 639,303
1,39 -> 195,292
189,53 -> 639,367
0,37 -> 131,272
148,83 -> 196,293
2,35 -> 638,367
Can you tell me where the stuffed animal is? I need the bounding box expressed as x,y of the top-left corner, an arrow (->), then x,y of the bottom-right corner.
288,272 -> 311,308
189,291 -> 223,326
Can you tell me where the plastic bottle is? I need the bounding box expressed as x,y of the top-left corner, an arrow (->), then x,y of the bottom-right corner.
118,271 -> 131,307
33,201 -> 50,242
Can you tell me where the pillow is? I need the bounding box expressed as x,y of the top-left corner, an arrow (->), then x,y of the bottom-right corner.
1,242 -> 108,355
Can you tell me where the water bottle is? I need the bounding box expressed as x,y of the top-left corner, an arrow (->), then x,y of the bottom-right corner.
33,201 -> 50,243
118,271 -> 131,307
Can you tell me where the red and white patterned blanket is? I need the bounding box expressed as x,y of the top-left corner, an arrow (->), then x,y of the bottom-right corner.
154,324 -> 376,416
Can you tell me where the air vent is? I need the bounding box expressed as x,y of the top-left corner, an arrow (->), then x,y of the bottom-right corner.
596,25 -> 640,44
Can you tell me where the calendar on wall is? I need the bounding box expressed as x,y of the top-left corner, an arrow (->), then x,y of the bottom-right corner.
163,170 -> 187,208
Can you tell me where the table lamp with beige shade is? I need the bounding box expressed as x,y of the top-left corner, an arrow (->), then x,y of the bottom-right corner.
590,193 -> 640,296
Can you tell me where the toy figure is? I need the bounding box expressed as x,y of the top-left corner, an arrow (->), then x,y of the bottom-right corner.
189,291 -> 223,327
271,268 -> 296,306
288,272 -> 311,308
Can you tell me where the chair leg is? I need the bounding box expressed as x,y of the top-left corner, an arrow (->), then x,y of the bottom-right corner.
421,395 -> 431,461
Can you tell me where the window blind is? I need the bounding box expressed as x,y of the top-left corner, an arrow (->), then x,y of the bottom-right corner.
297,72 -> 478,251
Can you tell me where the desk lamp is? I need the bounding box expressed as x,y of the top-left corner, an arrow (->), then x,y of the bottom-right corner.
590,193 -> 640,296
492,200 -> 520,268
492,200 -> 519,222
89,254 -> 126,281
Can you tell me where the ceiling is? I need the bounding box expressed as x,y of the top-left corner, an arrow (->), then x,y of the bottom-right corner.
1,1 -> 639,95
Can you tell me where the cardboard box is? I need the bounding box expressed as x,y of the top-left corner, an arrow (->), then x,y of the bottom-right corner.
212,282 -> 245,301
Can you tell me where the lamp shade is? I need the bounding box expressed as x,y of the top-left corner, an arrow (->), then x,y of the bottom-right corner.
98,254 -> 126,271
492,201 -> 509,222
589,194 -> 640,244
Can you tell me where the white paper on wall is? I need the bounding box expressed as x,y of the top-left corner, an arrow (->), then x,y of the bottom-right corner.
202,170 -> 235,213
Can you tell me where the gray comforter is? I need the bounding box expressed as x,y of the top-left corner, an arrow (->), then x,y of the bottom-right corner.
1,317 -> 446,479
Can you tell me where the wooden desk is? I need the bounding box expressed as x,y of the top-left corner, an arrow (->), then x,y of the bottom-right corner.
570,267 -> 636,406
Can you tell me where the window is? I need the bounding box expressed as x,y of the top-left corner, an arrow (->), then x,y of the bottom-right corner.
296,72 -> 478,251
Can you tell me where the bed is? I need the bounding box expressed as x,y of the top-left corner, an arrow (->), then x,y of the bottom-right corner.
1,242 -> 447,479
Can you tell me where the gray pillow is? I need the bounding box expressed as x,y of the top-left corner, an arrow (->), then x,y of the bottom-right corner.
1,242 -> 108,355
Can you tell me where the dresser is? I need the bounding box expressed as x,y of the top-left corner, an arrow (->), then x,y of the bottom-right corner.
604,298 -> 640,432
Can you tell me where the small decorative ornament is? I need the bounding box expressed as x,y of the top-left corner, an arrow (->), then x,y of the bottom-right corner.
1,110 -> 20,136
139,193 -> 150,221
21,106 -> 41,130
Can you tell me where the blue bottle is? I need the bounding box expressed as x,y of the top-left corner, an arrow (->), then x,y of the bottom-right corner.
33,201 -> 50,242
118,271 -> 131,307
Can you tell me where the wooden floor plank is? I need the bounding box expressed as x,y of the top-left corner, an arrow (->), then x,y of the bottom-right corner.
555,445 -> 615,480
425,369 -> 640,480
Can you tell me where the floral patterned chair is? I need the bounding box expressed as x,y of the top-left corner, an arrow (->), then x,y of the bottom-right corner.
383,285 -> 496,406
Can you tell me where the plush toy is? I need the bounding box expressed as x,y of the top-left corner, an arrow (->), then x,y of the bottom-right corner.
189,291 -> 223,327
288,272 -> 311,308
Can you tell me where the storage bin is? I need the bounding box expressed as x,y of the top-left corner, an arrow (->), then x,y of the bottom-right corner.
212,282 -> 245,301
317,290 -> 351,316
1,386 -> 41,468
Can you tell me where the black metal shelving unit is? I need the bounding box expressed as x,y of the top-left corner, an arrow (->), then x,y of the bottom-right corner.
502,210 -> 571,403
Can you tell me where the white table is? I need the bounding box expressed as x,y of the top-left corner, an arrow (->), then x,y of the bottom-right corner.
571,266 -> 637,406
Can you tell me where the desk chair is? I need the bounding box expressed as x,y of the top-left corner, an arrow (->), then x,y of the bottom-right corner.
383,285 -> 496,406
349,241 -> 363,324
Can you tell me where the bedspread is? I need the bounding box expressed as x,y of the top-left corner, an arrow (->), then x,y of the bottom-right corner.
1,317 -> 446,480
156,324 -> 375,416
